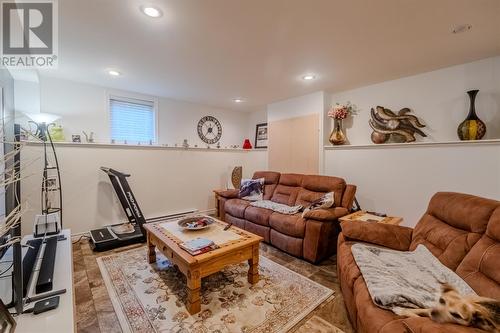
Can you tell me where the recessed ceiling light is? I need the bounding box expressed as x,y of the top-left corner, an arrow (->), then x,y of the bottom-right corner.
452,24 -> 472,34
141,6 -> 163,18
302,74 -> 316,81
233,98 -> 244,103
108,70 -> 121,77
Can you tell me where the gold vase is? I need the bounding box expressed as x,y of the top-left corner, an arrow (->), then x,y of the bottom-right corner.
329,119 -> 347,145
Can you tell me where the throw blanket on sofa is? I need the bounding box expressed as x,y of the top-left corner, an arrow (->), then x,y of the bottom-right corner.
351,243 -> 475,313
250,200 -> 303,215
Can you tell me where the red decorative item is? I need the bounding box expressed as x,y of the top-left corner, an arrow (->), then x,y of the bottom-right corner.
242,139 -> 252,149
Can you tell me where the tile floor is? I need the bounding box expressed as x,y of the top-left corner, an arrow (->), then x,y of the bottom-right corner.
73,239 -> 353,333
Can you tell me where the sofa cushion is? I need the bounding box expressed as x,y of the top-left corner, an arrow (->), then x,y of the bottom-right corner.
353,277 -> 399,333
269,213 -> 306,238
244,206 -> 273,226
423,192 -> 498,233
270,173 -> 303,206
302,207 -> 349,221
225,214 -> 246,230
253,171 -> 280,200
244,221 -> 270,243
224,199 -> 250,219
271,185 -> 300,206
270,229 -> 303,257
301,175 -> 346,207
295,189 -> 328,208
409,192 -> 500,271
456,207 -> 500,299
410,215 -> 482,271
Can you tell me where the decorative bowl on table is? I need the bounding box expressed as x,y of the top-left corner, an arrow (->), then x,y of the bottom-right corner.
177,216 -> 215,230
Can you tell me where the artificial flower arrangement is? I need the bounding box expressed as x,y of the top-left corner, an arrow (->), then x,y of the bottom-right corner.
327,102 -> 360,119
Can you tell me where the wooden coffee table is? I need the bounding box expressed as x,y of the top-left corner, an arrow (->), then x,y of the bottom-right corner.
144,219 -> 262,315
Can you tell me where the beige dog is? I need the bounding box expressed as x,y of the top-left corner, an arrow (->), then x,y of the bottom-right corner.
396,283 -> 500,332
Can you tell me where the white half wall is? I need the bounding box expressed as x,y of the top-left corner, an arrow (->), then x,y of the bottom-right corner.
20,144 -> 267,236
325,143 -> 500,227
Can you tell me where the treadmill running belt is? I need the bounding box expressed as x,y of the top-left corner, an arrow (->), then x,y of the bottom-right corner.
22,238 -> 43,297
36,236 -> 58,294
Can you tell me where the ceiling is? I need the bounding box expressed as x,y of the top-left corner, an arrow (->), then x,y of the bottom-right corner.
42,0 -> 500,111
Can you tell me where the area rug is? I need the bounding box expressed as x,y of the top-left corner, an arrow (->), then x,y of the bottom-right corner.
97,247 -> 333,333
295,316 -> 345,333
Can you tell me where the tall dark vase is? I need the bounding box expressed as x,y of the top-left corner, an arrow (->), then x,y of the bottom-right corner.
457,89 -> 486,140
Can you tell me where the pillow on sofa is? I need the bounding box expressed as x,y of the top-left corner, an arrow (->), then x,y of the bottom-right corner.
302,192 -> 335,217
239,178 -> 264,201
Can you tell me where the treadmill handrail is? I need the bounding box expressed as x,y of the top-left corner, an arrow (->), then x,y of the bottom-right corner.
100,166 -> 130,178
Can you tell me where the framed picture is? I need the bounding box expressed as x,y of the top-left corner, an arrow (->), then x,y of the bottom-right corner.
0,300 -> 16,333
254,123 -> 268,148
72,135 -> 81,143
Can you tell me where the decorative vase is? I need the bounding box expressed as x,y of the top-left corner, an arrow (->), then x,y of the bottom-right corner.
242,138 -> 252,149
329,119 -> 347,145
457,90 -> 486,140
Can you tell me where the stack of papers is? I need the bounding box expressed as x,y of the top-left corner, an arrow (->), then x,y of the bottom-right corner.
179,237 -> 218,255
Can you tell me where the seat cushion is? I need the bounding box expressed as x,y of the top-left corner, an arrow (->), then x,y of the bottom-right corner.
270,230 -> 303,257
269,213 -> 306,238
224,199 -> 250,219
244,221 -> 270,243
244,206 -> 273,226
225,214 -> 246,230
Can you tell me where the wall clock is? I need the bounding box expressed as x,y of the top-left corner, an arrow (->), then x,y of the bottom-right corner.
197,115 -> 222,144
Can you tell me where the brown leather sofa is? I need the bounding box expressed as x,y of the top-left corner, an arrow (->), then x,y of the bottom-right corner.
337,192 -> 500,333
216,171 -> 356,263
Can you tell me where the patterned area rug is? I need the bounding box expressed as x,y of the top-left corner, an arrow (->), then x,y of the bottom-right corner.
97,247 -> 333,333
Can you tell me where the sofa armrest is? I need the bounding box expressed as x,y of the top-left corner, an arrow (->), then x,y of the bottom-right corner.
215,189 -> 239,199
341,184 -> 357,210
340,220 -> 413,251
303,207 -> 349,221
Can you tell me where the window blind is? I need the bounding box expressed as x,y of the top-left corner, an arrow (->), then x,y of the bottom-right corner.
110,97 -> 156,143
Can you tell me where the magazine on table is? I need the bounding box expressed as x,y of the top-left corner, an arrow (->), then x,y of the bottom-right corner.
179,237 -> 218,255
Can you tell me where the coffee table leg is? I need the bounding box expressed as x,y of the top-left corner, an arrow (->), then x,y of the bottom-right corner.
187,269 -> 201,314
147,232 -> 156,264
247,244 -> 259,284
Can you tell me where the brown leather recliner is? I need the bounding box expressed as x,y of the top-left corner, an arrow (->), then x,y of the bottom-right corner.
337,192 -> 500,333
216,171 -> 356,263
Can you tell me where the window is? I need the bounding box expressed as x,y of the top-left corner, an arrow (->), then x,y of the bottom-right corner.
109,96 -> 157,143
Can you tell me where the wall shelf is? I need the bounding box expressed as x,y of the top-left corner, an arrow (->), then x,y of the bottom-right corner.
324,139 -> 500,150
24,141 -> 267,152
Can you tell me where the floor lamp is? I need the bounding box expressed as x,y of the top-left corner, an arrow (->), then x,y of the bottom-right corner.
25,113 -> 63,235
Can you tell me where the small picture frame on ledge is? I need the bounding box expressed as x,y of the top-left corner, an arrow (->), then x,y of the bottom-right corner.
72,135 -> 81,143
254,123 -> 268,148
0,300 -> 16,333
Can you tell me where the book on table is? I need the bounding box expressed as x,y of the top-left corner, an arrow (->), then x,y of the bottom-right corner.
179,237 -> 218,255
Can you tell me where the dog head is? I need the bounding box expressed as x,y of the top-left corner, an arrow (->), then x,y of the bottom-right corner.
430,283 -> 498,332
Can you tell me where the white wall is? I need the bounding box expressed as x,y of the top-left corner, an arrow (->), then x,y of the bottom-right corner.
20,76 -> 265,148
323,56 -> 500,227
325,143 -> 500,227
268,91 -> 325,122
325,56 -> 500,145
20,144 -> 268,235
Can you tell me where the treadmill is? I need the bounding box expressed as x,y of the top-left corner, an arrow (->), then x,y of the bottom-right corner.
89,167 -> 147,251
